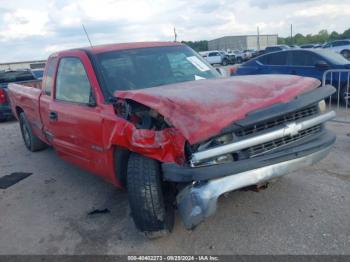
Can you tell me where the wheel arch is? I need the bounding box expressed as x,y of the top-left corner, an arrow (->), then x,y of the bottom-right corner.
113,146 -> 131,187
15,106 -> 24,119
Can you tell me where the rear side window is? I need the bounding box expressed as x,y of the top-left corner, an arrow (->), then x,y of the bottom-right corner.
209,52 -> 219,56
290,51 -> 321,66
43,57 -> 57,96
55,57 -> 92,104
259,52 -> 287,65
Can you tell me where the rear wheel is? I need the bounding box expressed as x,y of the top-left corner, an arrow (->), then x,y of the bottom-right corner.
341,50 -> 350,60
19,112 -> 47,152
127,153 -> 175,238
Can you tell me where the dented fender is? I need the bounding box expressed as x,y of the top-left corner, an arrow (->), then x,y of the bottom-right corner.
107,118 -> 186,164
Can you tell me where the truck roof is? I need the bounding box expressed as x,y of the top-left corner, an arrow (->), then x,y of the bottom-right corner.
52,41 -> 184,57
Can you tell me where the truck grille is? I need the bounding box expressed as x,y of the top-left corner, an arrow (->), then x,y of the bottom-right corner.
243,124 -> 322,158
235,105 -> 319,137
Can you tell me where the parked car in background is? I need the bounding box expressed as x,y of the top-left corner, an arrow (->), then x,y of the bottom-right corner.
7,41 -> 335,237
202,50 -> 230,65
229,50 -> 245,63
31,69 -> 44,80
0,70 -> 36,121
252,49 -> 265,57
300,44 -> 316,49
289,45 -> 300,49
323,40 -> 350,60
242,49 -> 255,60
221,51 -> 236,64
234,49 -> 350,104
264,45 -> 290,53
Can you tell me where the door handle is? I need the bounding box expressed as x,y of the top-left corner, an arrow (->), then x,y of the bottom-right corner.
49,111 -> 58,121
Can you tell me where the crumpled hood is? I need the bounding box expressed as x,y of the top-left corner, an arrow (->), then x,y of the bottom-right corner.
114,75 -> 320,144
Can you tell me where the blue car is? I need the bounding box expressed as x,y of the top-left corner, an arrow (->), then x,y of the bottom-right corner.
235,49 -> 350,104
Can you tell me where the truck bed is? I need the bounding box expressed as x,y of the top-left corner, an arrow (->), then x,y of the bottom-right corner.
8,80 -> 43,133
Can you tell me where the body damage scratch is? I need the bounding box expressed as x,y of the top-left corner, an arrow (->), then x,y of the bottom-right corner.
115,75 -> 320,145
108,119 -> 186,164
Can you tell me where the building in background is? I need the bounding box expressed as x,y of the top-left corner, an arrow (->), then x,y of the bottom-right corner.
0,60 -> 46,71
208,34 -> 278,51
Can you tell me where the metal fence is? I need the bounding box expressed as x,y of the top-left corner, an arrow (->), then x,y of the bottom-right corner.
322,69 -> 350,123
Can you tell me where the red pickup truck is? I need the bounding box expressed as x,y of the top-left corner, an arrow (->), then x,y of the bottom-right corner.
8,42 -> 336,238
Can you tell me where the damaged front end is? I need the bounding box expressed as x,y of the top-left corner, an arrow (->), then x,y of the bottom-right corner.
109,98 -> 186,164
161,86 -> 336,229
175,108 -> 335,229
110,77 -> 336,230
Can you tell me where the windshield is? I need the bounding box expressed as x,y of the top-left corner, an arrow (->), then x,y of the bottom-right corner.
95,45 -> 220,94
0,70 -> 35,84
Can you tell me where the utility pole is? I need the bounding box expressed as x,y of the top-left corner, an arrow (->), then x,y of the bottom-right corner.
174,27 -> 177,42
257,26 -> 260,51
290,24 -> 293,45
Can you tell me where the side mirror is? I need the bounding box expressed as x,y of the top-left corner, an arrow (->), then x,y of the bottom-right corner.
315,61 -> 329,70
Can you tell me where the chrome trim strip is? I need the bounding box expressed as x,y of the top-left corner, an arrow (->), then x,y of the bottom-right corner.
190,111 -> 335,165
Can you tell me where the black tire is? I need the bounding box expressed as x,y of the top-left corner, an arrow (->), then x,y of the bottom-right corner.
237,57 -> 243,64
127,153 -> 175,238
340,50 -> 350,60
19,112 -> 47,152
222,59 -> 228,66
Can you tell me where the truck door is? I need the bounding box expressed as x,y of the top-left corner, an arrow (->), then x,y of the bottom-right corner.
46,51 -> 105,170
40,56 -> 57,143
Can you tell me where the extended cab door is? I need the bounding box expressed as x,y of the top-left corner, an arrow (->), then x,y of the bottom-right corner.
45,51 -> 105,169
40,56 -> 57,143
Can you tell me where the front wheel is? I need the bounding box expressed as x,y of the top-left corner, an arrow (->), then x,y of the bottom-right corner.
222,59 -> 228,66
236,57 -> 243,64
127,153 -> 175,238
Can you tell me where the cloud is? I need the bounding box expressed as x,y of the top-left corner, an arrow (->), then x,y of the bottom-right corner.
0,9 -> 49,40
294,3 -> 350,17
0,0 -> 350,62
250,0 -> 317,9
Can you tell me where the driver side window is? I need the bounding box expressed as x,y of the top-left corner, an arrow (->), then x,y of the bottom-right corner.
55,57 -> 92,104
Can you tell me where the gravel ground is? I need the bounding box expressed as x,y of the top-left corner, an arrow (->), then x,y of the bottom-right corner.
0,119 -> 349,255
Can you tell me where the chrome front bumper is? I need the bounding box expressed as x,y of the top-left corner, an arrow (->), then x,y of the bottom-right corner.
177,145 -> 333,229
190,111 -> 336,165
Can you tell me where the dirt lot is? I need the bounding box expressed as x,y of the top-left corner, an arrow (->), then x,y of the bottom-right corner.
0,119 -> 349,255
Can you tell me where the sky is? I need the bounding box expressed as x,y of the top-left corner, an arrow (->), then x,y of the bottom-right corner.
0,0 -> 350,62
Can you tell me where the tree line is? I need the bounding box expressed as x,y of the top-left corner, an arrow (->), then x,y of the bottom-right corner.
278,28 -> 350,45
182,28 -> 350,51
